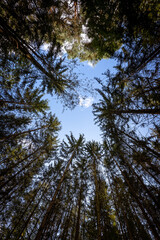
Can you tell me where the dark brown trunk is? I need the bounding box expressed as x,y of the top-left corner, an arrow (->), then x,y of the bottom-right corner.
0,17 -> 55,82
118,151 -> 160,208
0,153 -> 42,190
113,108 -> 160,115
71,208 -> 77,239
34,149 -> 76,240
0,124 -> 48,141
113,157 -> 160,239
74,184 -> 82,240
7,181 -> 44,239
93,157 -> 101,240
15,183 -> 49,240
135,45 -> 160,73
119,129 -> 160,158
120,138 -> 160,185
61,205 -> 73,239
108,171 -> 127,239
1,144 -> 47,176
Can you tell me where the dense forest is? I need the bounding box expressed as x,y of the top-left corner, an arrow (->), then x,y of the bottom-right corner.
0,0 -> 160,239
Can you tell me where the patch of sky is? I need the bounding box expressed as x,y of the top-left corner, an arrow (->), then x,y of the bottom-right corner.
45,57 -> 117,142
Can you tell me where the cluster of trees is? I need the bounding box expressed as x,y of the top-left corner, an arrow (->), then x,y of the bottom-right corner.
0,0 -> 160,239
1,131 -> 159,239
93,45 -> 160,240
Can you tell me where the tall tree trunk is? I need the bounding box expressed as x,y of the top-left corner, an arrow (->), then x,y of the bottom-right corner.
120,137 -> 160,184
112,108 -> 160,115
119,129 -> 160,158
74,183 -> 82,240
82,206 -> 86,240
135,45 -> 160,73
113,157 -> 160,239
93,156 -> 101,240
74,0 -> 78,20
0,124 -> 49,141
107,171 -> 127,239
0,17 -> 55,81
0,144 -> 47,176
118,150 -> 160,208
0,99 -> 30,106
0,153 -> 42,190
71,205 -> 77,239
34,149 -> 76,240
61,204 -> 73,240
15,183 -> 50,240
7,181 -> 44,239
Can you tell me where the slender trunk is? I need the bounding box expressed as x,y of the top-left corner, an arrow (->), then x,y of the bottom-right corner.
71,207 -> 77,239
0,99 -> 29,106
34,149 -> 76,240
82,206 -> 86,240
122,45 -> 160,81
0,180 -> 20,205
0,2 -> 43,63
119,129 -> 160,158
0,17 -> 55,82
74,184 -> 82,240
54,216 -> 63,238
0,153 -> 42,190
107,171 -> 127,239
123,211 -> 134,240
7,181 -> 44,239
135,45 -> 160,73
112,108 -> 160,115
113,157 -> 160,239
61,204 -> 73,239
0,124 -> 48,141
74,1 -> 78,20
120,138 -> 160,184
1,144 -> 46,176
28,209 -> 45,240
43,190 -> 63,239
93,157 -> 101,240
15,183 -> 50,240
118,151 -> 160,208
28,183 -> 57,240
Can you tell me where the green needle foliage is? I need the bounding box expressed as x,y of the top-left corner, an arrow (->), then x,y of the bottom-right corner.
0,0 -> 159,240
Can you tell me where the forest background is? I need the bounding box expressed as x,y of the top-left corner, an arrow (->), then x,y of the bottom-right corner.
0,0 -> 160,239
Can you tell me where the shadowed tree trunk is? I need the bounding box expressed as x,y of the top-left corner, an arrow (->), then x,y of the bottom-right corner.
93,156 -> 101,240
75,183 -> 83,240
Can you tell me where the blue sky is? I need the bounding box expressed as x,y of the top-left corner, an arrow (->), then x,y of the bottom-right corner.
48,58 -> 117,142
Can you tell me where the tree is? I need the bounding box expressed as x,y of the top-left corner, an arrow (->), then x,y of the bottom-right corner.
85,141 -> 120,240
1,1 -> 160,239
0,0 -> 82,107
34,133 -> 85,240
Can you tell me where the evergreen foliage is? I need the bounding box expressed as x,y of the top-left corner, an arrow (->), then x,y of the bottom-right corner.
0,0 -> 159,239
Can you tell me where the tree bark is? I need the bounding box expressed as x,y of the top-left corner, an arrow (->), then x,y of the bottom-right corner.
113,157 -> 160,239
34,149 -> 76,240
15,183 -> 50,240
7,181 -> 43,239
0,153 -> 42,190
74,184 -> 82,240
119,129 -> 160,158
1,144 -> 47,176
112,108 -> 160,115
93,156 -> 101,240
0,124 -> 49,141
0,17 -> 56,83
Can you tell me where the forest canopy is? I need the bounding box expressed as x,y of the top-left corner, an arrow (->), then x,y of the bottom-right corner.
0,0 -> 160,239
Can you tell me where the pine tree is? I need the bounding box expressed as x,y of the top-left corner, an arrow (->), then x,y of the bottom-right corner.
34,133 -> 85,240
